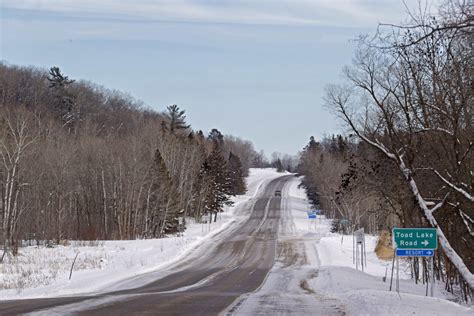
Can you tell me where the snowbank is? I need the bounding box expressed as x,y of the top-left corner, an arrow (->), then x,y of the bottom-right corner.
0,168 -> 284,300
312,266 -> 473,316
280,179 -> 474,316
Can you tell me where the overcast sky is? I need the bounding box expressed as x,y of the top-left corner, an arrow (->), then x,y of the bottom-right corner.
0,0 -> 437,155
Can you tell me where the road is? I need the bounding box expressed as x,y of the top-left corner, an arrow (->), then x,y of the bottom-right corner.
0,175 -> 294,316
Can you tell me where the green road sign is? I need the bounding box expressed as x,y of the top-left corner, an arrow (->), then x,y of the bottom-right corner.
392,228 -> 438,250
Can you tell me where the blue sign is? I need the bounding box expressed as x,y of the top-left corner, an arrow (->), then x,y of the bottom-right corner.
396,249 -> 434,257
308,213 -> 317,219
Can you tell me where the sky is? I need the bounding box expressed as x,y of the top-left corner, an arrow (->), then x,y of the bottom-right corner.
0,0 -> 435,155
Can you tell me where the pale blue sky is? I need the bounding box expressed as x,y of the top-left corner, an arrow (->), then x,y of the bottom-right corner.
0,0 -> 433,155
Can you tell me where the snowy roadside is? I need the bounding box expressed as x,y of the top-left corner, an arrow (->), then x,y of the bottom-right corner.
232,176 -> 472,316
0,168 -> 285,300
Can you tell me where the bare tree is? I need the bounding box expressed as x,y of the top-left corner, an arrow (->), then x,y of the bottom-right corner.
0,108 -> 38,261
325,0 -> 473,288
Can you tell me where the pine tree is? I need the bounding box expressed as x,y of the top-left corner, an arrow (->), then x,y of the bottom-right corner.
304,136 -> 320,153
199,146 -> 233,222
228,152 -> 246,195
208,128 -> 224,147
47,66 -> 76,128
274,158 -> 285,172
163,104 -> 190,133
148,148 -> 180,237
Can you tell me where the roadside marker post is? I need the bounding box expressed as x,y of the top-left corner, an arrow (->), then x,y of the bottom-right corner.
391,227 -> 437,296
353,228 -> 366,271
307,211 -> 317,231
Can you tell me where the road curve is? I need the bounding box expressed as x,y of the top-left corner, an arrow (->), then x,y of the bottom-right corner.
0,175 -> 294,316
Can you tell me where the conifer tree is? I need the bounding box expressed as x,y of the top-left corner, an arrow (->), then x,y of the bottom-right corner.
199,146 -> 233,222
228,152 -> 246,195
148,148 -> 180,236
47,66 -> 76,128
274,158 -> 285,172
208,128 -> 224,147
163,104 -> 190,134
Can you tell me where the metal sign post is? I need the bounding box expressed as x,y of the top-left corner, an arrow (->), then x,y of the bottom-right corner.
353,228 -> 366,271
392,227 -> 437,296
307,211 -> 317,231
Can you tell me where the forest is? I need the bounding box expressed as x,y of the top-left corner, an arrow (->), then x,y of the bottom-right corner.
297,0 -> 473,300
0,63 -> 267,260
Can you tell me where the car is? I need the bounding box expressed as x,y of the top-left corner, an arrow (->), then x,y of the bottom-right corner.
274,190 -> 282,197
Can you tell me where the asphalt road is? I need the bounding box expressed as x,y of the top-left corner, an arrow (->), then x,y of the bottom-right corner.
0,175 -> 294,316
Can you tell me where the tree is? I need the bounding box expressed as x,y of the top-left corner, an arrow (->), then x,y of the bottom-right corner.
147,148 -> 180,237
227,152 -> 246,195
0,109 -> 38,261
325,1 -> 474,289
199,146 -> 233,222
274,158 -> 284,173
0,63 -> 261,256
47,67 -> 76,129
208,128 -> 224,147
162,104 -> 190,134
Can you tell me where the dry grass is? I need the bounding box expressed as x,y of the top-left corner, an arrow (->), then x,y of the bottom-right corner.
375,230 -> 394,260
299,279 -> 315,294
0,244 -> 105,292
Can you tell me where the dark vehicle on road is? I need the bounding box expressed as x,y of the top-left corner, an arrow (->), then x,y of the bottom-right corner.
274,190 -> 282,197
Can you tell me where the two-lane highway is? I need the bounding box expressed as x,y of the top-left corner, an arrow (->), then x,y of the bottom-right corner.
0,175 -> 294,315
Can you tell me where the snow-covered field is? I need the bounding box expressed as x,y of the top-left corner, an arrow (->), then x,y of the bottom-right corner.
2,171 -> 472,315
233,176 -> 472,316
0,168 -> 284,300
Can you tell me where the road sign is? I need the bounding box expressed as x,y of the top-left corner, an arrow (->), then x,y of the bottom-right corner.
396,249 -> 434,257
308,213 -> 317,219
393,228 -> 437,250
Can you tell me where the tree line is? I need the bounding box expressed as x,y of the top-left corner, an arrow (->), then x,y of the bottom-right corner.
298,0 -> 473,300
0,63 -> 267,261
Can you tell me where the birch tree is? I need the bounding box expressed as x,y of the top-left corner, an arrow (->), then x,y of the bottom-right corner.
325,0 -> 473,288
0,109 -> 38,261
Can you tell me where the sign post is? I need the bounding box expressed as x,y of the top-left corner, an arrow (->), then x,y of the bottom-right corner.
353,228 -> 366,271
307,211 -> 317,230
392,227 -> 437,296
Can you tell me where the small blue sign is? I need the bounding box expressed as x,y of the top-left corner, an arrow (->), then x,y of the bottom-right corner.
396,249 -> 434,257
308,213 -> 317,219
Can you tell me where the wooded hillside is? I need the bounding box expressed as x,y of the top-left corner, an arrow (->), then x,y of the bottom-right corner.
298,0 -> 473,300
0,63 -> 265,259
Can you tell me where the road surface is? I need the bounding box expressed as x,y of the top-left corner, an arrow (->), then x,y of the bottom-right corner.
0,175 -> 295,315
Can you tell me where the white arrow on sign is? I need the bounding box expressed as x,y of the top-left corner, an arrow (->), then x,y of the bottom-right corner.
421,240 -> 429,246
427,251 -> 433,255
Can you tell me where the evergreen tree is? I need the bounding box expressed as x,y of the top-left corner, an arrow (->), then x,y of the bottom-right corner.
196,130 -> 205,142
304,136 -> 320,153
148,148 -> 180,236
163,104 -> 190,133
274,158 -> 285,172
47,66 -> 76,128
199,146 -> 233,222
228,152 -> 246,195
208,128 -> 224,147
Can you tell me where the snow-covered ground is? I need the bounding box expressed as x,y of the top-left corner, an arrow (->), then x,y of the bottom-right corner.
232,176 -> 473,316
0,168 -> 284,300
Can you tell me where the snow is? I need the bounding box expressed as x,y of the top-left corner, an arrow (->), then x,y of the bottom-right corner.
2,170 -> 472,315
312,267 -> 472,316
0,168 -> 284,300
231,175 -> 473,316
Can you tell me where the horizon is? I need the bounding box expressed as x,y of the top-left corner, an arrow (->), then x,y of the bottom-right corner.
0,0 -> 437,155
